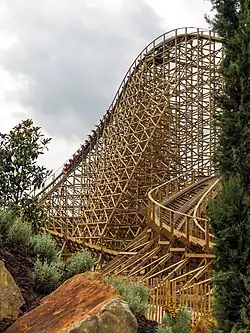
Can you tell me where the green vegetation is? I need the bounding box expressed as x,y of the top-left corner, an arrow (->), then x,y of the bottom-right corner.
0,209 -> 15,236
34,258 -> 64,294
115,281 -> 148,316
7,218 -> 33,247
0,208 -> 95,294
103,277 -> 148,316
33,250 -> 95,294
156,308 -> 191,333
207,0 -> 250,331
0,119 -> 51,230
29,233 -> 58,263
64,251 -> 95,279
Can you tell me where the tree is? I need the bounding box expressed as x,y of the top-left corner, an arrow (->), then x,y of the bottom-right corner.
0,119 -> 51,226
206,0 -> 250,331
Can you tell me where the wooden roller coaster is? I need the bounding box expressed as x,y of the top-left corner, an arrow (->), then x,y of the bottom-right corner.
37,27 -> 222,319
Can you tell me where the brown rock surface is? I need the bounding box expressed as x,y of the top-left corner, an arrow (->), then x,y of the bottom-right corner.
0,260 -> 25,321
5,273 -> 138,333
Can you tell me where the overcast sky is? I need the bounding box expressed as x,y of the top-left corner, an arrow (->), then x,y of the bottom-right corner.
0,0 -> 212,173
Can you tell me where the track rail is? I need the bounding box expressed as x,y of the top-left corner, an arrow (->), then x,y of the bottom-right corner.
36,27 -> 222,260
102,171 -> 218,278
148,170 -> 218,248
37,27 -> 220,202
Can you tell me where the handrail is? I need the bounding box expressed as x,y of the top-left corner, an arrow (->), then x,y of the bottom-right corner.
193,178 -> 220,241
148,170 -> 218,247
148,173 -> 209,223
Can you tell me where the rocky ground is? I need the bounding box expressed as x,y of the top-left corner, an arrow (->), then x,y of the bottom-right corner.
0,243 -> 159,333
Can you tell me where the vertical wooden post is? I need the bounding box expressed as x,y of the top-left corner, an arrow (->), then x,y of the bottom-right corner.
170,211 -> 174,235
148,200 -> 152,221
185,216 -> 190,241
159,207 -> 162,229
195,284 -> 199,323
152,204 -> 155,224
156,279 -> 159,322
166,183 -> 169,199
203,284 -> 207,314
205,220 -> 209,247
173,281 -> 176,311
175,179 -> 178,194
148,279 -> 152,320
166,279 -> 170,310
208,284 -> 211,314
191,170 -> 195,184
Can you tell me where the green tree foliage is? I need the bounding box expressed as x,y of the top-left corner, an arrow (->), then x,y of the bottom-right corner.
207,177 -> 250,331
207,0 -> 250,182
0,119 -> 51,226
206,0 -> 250,331
0,208 -> 15,236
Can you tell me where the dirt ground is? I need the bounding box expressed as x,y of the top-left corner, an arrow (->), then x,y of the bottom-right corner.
0,243 -> 159,333
137,315 -> 159,333
0,243 -> 45,332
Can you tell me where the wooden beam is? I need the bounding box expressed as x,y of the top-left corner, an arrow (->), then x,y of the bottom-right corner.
170,248 -> 186,252
185,253 -> 215,258
158,240 -> 170,245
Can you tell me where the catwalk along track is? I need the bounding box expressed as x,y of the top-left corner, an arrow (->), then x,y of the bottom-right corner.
37,28 -> 222,281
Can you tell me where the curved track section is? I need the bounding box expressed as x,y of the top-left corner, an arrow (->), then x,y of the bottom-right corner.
38,27 -> 222,252
102,171 -> 217,280
101,172 -> 218,323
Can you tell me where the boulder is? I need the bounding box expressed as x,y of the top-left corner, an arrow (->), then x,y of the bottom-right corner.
5,273 -> 138,333
0,260 -> 25,321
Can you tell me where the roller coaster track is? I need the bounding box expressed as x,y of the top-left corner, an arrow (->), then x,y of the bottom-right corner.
37,27 -> 222,264
102,171 -> 219,279
35,32 -> 224,315
35,28 -> 224,318
101,173 -> 219,322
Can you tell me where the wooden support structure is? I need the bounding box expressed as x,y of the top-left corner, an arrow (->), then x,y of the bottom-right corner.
35,27 -> 223,322
37,27 -> 222,252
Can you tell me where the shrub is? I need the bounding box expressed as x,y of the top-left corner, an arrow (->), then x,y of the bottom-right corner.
157,308 -> 191,333
0,209 -> 15,236
64,251 -> 95,279
34,258 -> 64,294
192,315 -> 218,333
29,233 -> 58,262
7,217 -> 33,247
112,280 -> 148,316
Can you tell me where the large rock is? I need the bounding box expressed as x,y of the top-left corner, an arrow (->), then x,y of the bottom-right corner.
0,260 -> 25,321
5,273 -> 138,333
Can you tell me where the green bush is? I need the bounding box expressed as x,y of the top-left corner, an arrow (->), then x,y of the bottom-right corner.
64,251 -> 95,279
29,233 -> 58,262
157,325 -> 172,333
157,308 -> 191,333
34,258 -> 64,293
112,280 -> 148,316
0,209 -> 15,236
7,217 -> 33,247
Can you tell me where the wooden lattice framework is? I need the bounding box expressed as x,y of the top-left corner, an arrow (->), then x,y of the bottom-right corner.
38,27 -> 222,251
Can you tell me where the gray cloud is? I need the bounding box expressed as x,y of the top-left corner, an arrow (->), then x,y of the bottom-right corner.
0,0 -> 163,139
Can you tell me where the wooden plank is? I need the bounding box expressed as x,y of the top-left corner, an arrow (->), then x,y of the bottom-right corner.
158,240 -> 170,245
170,247 -> 186,252
185,253 -> 215,258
